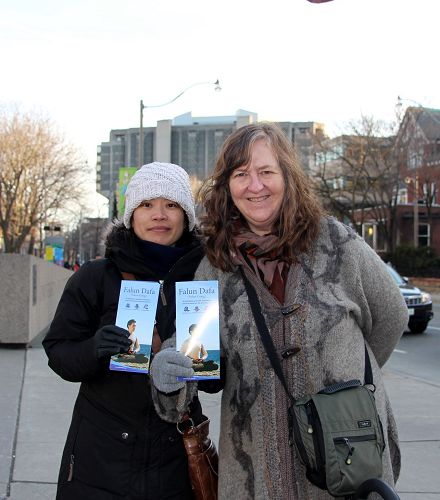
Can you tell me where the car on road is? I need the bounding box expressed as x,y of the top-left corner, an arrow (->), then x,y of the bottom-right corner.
385,264 -> 434,334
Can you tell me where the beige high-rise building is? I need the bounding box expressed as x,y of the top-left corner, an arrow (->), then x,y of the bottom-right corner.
96,110 -> 324,215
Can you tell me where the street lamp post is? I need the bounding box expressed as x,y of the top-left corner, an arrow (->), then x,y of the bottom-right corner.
138,79 -> 221,168
78,209 -> 83,263
139,99 -> 145,170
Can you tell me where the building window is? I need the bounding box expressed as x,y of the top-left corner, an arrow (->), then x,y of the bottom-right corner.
418,223 -> 430,247
423,182 -> 436,204
408,148 -> 423,169
362,222 -> 386,252
397,188 -> 408,204
332,177 -> 345,190
362,223 -> 375,249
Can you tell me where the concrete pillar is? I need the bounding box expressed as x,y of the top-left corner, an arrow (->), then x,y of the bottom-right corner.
155,119 -> 172,162
236,114 -> 255,129
0,255 -> 72,344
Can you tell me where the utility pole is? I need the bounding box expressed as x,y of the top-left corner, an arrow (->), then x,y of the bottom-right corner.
139,100 -> 144,168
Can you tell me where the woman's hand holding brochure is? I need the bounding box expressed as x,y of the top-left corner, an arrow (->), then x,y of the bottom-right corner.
94,325 -> 132,359
151,348 -> 194,393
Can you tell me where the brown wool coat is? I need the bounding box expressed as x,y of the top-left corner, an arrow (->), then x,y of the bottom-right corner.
153,217 -> 408,500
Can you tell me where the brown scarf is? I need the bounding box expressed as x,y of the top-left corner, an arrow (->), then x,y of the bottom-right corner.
231,225 -> 289,303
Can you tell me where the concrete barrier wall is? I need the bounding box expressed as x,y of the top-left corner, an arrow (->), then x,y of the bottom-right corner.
0,255 -> 72,344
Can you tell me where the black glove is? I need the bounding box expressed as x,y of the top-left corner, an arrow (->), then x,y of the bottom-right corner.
93,325 -> 132,360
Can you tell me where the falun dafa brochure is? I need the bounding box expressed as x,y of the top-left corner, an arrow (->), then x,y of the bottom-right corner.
109,280 -> 159,374
176,280 -> 220,380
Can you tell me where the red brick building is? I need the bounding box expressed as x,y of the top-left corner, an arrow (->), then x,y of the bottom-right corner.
312,107 -> 440,255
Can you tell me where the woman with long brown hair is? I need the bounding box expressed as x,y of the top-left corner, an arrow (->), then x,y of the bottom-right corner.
151,122 -> 408,499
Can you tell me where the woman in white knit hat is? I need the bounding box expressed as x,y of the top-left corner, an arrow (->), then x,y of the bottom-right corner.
43,162 -> 215,500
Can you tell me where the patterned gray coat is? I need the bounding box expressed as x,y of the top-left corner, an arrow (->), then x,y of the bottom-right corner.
153,217 -> 409,500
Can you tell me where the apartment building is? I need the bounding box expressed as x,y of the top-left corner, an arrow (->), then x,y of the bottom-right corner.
96,110 -> 324,205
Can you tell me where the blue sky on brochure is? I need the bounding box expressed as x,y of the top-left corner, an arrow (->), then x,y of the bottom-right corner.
1,0 -> 439,211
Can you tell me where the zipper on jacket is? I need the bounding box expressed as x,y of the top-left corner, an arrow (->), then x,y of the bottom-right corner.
67,454 -> 74,481
159,280 -> 167,305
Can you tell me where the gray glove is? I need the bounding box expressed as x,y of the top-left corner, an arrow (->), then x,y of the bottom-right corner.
150,347 -> 194,393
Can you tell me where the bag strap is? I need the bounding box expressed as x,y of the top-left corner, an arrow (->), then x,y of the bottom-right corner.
364,341 -> 373,386
240,267 -> 295,403
239,267 -> 373,402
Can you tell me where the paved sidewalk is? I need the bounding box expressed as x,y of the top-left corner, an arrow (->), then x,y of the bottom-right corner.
0,343 -> 439,499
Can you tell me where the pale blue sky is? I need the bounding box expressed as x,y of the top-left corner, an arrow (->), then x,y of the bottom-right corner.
1,0 -> 439,213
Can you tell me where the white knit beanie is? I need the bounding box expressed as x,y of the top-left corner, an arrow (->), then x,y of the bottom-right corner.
123,162 -> 196,230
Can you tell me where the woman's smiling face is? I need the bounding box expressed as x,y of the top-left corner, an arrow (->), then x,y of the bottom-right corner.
131,197 -> 185,246
228,139 -> 285,235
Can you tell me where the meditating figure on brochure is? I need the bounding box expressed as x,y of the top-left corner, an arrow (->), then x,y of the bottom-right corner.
126,319 -> 140,354
180,324 -> 218,372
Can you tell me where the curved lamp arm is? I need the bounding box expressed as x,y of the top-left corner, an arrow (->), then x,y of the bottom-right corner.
138,79 -> 221,168
142,80 -> 221,109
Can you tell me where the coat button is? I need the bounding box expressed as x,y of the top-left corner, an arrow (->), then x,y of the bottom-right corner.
121,432 -> 129,439
282,347 -> 301,359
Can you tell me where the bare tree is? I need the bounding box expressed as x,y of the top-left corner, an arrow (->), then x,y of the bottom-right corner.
53,190 -> 109,264
312,115 -> 402,251
63,216 -> 108,265
0,108 -> 88,253
312,131 -> 373,230
350,117 -> 402,252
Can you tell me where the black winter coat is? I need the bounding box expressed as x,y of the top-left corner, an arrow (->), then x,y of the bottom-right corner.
43,225 -> 205,500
